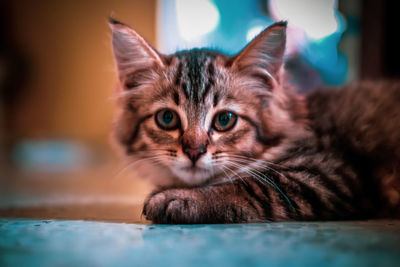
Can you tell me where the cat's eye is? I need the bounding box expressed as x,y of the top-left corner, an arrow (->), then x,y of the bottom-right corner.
155,109 -> 180,130
213,111 -> 237,132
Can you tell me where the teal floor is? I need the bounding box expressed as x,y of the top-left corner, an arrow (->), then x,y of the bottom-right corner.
1,219 -> 400,267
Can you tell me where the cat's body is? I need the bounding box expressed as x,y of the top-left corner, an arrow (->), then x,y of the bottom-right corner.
109,19 -> 400,224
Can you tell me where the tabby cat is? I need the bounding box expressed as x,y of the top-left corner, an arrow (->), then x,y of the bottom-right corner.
109,18 -> 400,224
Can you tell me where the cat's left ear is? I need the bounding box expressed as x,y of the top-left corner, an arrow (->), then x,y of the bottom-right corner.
109,18 -> 165,87
231,22 -> 287,85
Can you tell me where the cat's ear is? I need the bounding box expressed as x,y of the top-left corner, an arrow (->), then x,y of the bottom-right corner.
109,18 -> 165,88
231,22 -> 287,85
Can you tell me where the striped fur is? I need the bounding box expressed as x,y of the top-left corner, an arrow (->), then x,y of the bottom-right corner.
110,19 -> 400,223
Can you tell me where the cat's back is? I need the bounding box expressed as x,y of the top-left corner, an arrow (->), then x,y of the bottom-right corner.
306,80 -> 400,161
305,81 -> 400,214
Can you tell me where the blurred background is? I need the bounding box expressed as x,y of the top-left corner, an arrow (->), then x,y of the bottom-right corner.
0,0 -> 398,223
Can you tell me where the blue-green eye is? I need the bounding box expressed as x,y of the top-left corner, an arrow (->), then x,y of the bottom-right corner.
213,111 -> 237,132
155,109 -> 180,130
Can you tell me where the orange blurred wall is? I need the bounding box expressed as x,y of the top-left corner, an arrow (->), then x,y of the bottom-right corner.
7,0 -> 156,146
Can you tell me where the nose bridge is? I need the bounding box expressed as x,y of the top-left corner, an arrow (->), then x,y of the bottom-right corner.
181,100 -> 210,164
181,124 -> 208,149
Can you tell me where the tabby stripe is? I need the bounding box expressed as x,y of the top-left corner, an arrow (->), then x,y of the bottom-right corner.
174,61 -> 182,86
181,82 -> 190,100
251,178 -> 278,219
280,173 -> 327,219
202,83 -> 212,103
243,196 -> 259,214
202,62 -> 215,103
240,115 -> 283,147
173,91 -> 180,105
333,166 -> 359,199
125,114 -> 152,153
287,166 -> 353,209
258,171 -> 300,218
213,92 -> 220,107
240,180 -> 272,219
207,61 -> 215,79
287,167 -> 355,219
222,128 -> 251,145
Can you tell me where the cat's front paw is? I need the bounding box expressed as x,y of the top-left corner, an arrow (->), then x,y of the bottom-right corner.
143,189 -> 202,224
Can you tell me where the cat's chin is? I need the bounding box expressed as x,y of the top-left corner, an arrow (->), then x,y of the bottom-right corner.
129,159 -> 214,186
170,166 -> 214,186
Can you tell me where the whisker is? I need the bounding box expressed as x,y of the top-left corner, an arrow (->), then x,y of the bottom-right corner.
224,159 -> 293,208
111,153 -> 172,180
224,155 -> 298,185
227,153 -> 289,170
215,164 -> 234,184
214,161 -> 247,185
229,156 -> 286,177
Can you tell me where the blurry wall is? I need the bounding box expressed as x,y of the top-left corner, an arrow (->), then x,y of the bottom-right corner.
0,1 -> 157,220
2,0 -> 156,147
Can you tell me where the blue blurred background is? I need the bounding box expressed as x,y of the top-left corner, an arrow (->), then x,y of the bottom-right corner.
0,0 -> 398,221
159,0 -> 350,91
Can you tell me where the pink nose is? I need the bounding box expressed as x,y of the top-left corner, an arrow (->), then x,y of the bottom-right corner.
183,145 -> 207,164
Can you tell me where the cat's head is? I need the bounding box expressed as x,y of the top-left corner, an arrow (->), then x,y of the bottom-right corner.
110,19 -> 306,186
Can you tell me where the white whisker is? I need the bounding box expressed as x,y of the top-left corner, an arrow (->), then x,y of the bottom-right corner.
223,158 -> 293,208
111,150 -> 173,180
214,161 -> 247,185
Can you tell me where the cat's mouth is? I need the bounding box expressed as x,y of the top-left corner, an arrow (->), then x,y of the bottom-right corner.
169,165 -> 214,185
180,166 -> 209,173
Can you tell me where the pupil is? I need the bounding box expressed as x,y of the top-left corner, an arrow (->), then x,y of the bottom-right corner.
219,112 -> 231,126
163,111 -> 173,124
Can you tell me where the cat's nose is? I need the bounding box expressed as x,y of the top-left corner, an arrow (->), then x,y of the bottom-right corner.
183,145 -> 207,165
181,127 -> 209,164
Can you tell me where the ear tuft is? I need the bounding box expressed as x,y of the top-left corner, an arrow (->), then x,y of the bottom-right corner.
273,20 -> 288,28
108,17 -> 125,25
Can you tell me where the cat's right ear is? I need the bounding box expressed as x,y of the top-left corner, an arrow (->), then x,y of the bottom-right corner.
109,18 -> 164,89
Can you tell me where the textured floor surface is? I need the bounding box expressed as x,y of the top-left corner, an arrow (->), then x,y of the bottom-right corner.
1,219 -> 400,267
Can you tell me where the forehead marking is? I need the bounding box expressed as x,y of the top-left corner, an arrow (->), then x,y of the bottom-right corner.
174,61 -> 183,86
176,50 -> 216,104
201,61 -> 216,103
173,91 -> 180,105
213,92 -> 220,107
